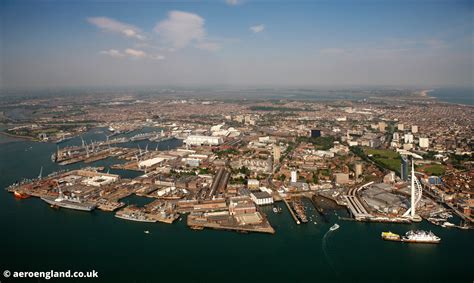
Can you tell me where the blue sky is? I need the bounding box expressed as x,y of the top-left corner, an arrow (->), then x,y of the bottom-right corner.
1,0 -> 473,88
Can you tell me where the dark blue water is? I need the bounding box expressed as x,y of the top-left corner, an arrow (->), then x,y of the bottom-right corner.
429,88 -> 473,105
0,129 -> 473,283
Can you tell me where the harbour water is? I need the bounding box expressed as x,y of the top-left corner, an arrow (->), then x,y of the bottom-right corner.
429,88 -> 474,106
0,129 -> 473,282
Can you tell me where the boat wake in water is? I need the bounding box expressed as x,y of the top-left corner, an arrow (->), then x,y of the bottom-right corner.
322,227 -> 340,280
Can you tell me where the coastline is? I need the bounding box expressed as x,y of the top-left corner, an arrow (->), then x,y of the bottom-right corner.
416,89 -> 473,107
418,89 -> 434,97
0,130 -> 37,142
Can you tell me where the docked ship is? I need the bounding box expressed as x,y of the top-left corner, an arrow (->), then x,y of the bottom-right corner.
149,136 -> 174,143
130,132 -> 157,141
41,192 -> 96,212
14,191 -> 30,199
55,136 -> 73,144
115,211 -> 156,223
441,222 -> 455,228
381,231 -> 401,241
402,230 -> 441,243
381,230 -> 440,244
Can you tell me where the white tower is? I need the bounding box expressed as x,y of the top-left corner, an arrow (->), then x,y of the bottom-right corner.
398,149 -> 423,221
410,160 -> 416,218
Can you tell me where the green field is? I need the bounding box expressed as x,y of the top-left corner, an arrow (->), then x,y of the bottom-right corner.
364,148 -> 401,173
420,164 -> 446,176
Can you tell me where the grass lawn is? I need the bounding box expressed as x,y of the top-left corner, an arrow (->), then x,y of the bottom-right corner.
419,164 -> 445,176
364,147 -> 401,173
365,148 -> 400,159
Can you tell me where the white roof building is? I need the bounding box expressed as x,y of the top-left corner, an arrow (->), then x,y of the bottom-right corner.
138,157 -> 165,168
184,135 -> 223,146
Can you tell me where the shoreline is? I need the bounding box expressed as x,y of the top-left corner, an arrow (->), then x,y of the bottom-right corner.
0,130 -> 37,141
418,89 -> 434,97
416,89 -> 473,107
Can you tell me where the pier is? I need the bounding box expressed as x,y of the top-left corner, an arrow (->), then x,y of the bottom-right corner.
283,198 -> 300,224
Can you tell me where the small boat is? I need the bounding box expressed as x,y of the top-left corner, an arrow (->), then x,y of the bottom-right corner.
190,226 -> 204,230
50,204 -> 60,209
144,230 -> 150,234
273,207 -> 278,213
441,222 -> 455,228
329,223 -> 340,231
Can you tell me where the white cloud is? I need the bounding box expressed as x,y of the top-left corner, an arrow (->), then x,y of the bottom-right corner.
87,17 -> 146,40
155,11 -> 205,48
125,48 -> 147,58
100,49 -> 124,57
250,24 -> 265,33
100,48 -> 164,60
154,10 -> 219,51
226,0 -> 241,6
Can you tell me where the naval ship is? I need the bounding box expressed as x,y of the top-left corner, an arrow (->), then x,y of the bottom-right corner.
41,190 -> 96,211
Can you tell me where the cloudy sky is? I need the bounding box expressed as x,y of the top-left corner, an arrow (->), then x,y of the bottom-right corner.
1,0 -> 473,89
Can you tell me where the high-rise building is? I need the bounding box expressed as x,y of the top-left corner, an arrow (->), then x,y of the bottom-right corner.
397,123 -> 404,131
378,121 -> 387,132
400,156 -> 408,181
355,163 -> 363,179
404,133 -> 414,144
335,173 -> 350,184
291,170 -> 297,183
393,132 -> 400,141
310,129 -> 321,138
273,145 -> 281,161
419,137 -> 429,148
411,125 -> 418,134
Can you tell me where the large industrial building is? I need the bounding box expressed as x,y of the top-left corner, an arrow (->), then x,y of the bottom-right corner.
250,191 -> 274,206
184,135 -> 223,146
